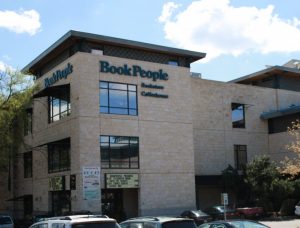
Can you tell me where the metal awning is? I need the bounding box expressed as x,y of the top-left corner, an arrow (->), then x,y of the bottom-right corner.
33,84 -> 70,98
260,105 -> 300,120
6,194 -> 32,201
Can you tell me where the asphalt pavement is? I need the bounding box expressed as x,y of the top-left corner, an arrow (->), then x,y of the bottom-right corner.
260,218 -> 300,228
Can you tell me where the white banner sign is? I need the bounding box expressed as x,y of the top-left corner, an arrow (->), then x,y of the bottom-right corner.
82,167 -> 101,200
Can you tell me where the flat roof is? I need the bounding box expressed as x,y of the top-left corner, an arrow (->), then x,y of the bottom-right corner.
22,30 -> 206,74
229,65 -> 300,84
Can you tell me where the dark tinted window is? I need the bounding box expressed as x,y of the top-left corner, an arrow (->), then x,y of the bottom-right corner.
234,145 -> 247,170
100,136 -> 139,169
72,222 -> 118,228
268,113 -> 300,134
162,220 -> 195,228
0,217 -> 12,224
48,138 -> 70,173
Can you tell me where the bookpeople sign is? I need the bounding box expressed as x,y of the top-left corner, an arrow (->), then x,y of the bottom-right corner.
82,167 -> 100,200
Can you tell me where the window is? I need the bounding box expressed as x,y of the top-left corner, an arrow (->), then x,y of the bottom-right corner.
231,103 -> 245,128
168,60 -> 178,66
100,136 -> 139,169
24,108 -> 32,135
268,113 -> 300,134
24,152 -> 32,178
234,145 -> 247,170
48,138 -> 70,173
100,82 -> 137,116
49,88 -> 71,123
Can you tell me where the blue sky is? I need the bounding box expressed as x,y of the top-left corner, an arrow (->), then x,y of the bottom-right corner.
1,0 -> 300,81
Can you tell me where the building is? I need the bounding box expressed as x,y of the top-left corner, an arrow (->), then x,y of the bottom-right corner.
3,30 -> 300,220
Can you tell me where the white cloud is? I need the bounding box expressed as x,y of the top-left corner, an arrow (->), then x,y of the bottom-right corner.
0,61 -> 5,71
0,9 -> 41,35
0,61 -> 14,72
159,0 -> 300,62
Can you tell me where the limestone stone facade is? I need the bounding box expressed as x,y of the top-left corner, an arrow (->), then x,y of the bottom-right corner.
4,31 -> 300,220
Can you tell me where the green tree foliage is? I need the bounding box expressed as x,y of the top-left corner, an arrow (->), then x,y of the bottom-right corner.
222,156 -> 295,212
244,156 -> 295,211
0,67 -> 35,169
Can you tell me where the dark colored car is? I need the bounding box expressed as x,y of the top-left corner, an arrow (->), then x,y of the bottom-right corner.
180,210 -> 212,225
203,206 -> 239,220
199,219 -> 270,228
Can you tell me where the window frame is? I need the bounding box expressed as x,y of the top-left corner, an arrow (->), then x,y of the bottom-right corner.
48,139 -> 70,173
100,81 -> 138,116
24,151 -> 32,178
231,103 -> 246,128
234,145 -> 247,170
24,108 -> 33,135
48,88 -> 71,123
100,135 -> 139,169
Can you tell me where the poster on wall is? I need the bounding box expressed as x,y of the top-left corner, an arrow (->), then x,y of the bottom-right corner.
82,167 -> 101,200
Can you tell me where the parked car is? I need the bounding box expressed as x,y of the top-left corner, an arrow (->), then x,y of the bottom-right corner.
29,214 -> 120,228
180,210 -> 212,225
119,216 -> 196,228
295,201 -> 300,216
236,206 -> 264,219
203,206 -> 239,220
0,215 -> 14,228
199,219 -> 270,228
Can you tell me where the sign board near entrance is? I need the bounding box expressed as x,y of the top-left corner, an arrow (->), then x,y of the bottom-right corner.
83,167 -> 101,200
49,176 -> 65,191
106,174 -> 139,188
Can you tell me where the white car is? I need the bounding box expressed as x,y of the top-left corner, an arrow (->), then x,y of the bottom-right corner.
0,215 -> 14,228
29,215 -> 120,228
295,201 -> 300,216
120,216 -> 196,228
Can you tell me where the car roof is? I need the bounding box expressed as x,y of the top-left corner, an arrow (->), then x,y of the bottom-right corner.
30,215 -> 116,226
121,216 -> 193,223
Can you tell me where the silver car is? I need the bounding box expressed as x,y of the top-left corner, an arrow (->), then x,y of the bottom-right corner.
295,201 -> 300,216
0,215 -> 14,228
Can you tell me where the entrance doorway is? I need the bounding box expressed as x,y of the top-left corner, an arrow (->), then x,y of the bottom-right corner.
101,189 -> 138,221
51,191 -> 71,216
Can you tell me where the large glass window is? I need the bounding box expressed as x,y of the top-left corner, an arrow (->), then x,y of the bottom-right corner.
24,108 -> 32,135
231,103 -> 245,128
24,151 -> 32,178
49,88 -> 71,123
100,82 -> 137,116
100,136 -> 139,169
234,145 -> 247,170
48,138 -> 70,173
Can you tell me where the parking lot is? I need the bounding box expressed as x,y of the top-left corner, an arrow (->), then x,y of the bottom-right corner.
260,218 -> 300,228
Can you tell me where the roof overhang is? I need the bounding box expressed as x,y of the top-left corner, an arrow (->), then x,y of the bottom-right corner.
260,105 -> 300,120
33,84 -> 70,98
22,30 -> 206,75
229,66 -> 300,84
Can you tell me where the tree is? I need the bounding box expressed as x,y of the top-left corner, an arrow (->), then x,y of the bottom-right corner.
0,66 -> 36,169
279,120 -> 300,178
244,156 -> 294,211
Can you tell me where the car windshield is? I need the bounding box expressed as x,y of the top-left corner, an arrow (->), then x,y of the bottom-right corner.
216,206 -> 234,212
229,221 -> 268,228
72,222 -> 119,228
162,220 -> 195,228
194,211 -> 207,216
0,217 -> 12,224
